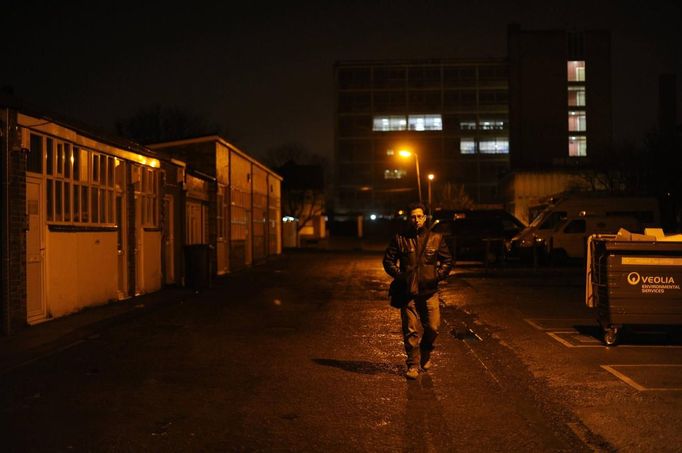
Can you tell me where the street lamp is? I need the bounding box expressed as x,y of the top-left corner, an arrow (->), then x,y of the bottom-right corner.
427,173 -> 435,209
398,149 -> 422,203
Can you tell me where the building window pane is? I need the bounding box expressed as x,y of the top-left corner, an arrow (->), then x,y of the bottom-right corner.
64,182 -> 71,222
384,169 -> 407,180
460,138 -> 476,154
100,188 -> 106,223
459,121 -> 477,130
408,114 -> 442,131
567,61 -> 586,82
479,138 -> 509,154
372,115 -> 407,132
479,120 -> 506,130
73,184 -> 80,222
56,143 -> 64,176
64,144 -> 72,178
81,186 -> 89,223
568,111 -> 586,131
93,154 -> 102,184
47,180 -> 53,221
569,136 -> 587,157
568,87 -> 586,106
28,134 -> 43,173
91,187 -> 99,224
55,181 -> 63,222
46,138 -> 54,175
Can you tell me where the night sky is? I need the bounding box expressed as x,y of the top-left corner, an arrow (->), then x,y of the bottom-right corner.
2,0 -> 681,162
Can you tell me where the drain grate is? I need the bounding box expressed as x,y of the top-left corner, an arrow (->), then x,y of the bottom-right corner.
450,327 -> 482,342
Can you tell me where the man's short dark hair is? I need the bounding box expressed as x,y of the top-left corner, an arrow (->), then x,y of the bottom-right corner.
408,202 -> 426,213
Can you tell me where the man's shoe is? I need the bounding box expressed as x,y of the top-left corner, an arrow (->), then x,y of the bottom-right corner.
405,367 -> 419,379
421,359 -> 433,371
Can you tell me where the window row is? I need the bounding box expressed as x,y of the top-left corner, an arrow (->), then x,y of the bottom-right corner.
30,132 -> 160,227
46,181 -> 117,224
459,120 -> 506,131
460,138 -> 509,155
337,65 -> 508,90
29,134 -> 121,189
372,114 -> 442,132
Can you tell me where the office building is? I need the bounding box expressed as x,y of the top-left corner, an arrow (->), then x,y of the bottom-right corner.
334,59 -> 510,216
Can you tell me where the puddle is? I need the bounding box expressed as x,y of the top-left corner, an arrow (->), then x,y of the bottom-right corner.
451,327 -> 482,342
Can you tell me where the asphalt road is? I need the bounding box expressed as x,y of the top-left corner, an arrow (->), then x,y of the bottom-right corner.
1,250 -> 681,452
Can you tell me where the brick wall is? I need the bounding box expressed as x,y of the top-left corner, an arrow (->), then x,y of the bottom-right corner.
1,108 -> 28,335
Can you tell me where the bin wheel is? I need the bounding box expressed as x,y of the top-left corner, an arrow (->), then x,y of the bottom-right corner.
604,327 -> 619,346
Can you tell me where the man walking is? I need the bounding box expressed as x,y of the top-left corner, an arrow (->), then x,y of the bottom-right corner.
383,202 -> 453,379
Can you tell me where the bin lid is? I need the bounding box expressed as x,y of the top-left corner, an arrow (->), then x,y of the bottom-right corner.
604,241 -> 682,252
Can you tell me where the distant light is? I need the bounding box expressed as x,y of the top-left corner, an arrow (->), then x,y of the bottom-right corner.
386,149 -> 394,156
370,214 -> 377,220
398,150 -> 412,158
428,173 -> 435,181
282,216 -> 296,223
397,210 -> 404,215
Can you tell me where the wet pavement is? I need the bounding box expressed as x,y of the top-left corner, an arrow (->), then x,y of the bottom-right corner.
1,248 -> 680,451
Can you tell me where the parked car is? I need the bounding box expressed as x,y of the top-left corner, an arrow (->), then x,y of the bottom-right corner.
431,209 -> 525,262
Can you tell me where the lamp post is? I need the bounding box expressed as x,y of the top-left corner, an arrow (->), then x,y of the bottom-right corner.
398,149 -> 422,203
427,173 -> 434,209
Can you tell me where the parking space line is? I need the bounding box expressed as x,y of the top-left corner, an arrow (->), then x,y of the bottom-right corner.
601,364 -> 682,391
524,318 -> 587,332
548,332 -> 682,349
601,365 -> 647,391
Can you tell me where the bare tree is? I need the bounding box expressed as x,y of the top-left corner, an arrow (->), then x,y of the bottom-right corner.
436,182 -> 475,210
263,142 -> 328,170
270,144 -> 329,236
115,104 -> 222,144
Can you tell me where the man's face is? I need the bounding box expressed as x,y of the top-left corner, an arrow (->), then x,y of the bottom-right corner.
409,208 -> 426,230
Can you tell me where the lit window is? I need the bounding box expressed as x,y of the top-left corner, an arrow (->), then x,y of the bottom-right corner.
384,169 -> 407,179
479,120 -> 506,130
479,138 -> 509,154
459,121 -> 477,130
568,136 -> 587,157
568,111 -> 586,131
386,149 -> 394,156
568,87 -> 586,106
460,138 -> 476,154
408,114 -> 442,131
567,61 -> 586,82
372,116 -> 407,132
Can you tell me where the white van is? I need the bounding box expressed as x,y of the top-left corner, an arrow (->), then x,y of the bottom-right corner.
548,214 -> 642,260
506,192 -> 659,260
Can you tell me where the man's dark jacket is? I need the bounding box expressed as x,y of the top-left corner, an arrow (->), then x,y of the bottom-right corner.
383,225 -> 453,298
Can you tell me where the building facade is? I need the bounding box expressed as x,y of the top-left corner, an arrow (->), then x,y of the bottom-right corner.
504,25 -> 613,222
149,136 -> 282,274
1,102 -> 173,331
334,59 -> 511,217
1,102 -> 282,335
334,27 -> 613,223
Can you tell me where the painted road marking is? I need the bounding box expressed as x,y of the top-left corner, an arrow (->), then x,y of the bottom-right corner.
524,318 -> 594,332
547,332 -> 682,349
526,318 -> 682,349
601,364 -> 682,391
